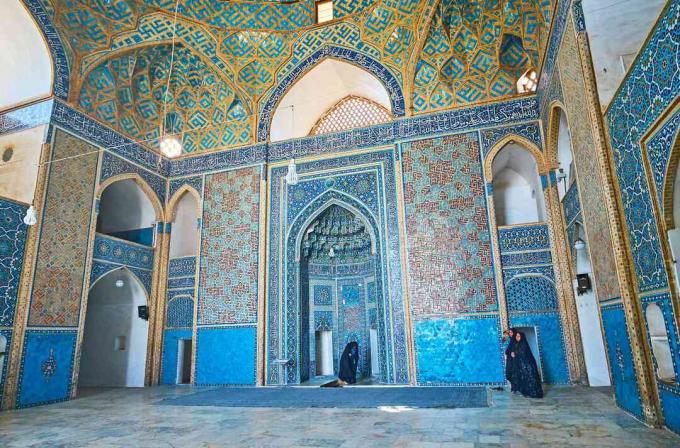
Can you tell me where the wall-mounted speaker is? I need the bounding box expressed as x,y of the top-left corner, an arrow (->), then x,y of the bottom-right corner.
138,305 -> 149,320
576,274 -> 592,295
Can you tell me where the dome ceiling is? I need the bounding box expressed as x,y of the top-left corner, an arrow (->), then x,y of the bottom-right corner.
35,0 -> 553,154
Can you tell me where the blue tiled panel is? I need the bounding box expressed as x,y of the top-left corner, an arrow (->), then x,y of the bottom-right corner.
17,330 -> 77,408
505,276 -> 558,312
195,326 -> 256,385
100,152 -> 166,204
313,285 -> 333,306
510,312 -> 570,384
605,1 -> 680,292
480,122 -> 543,158
160,329 -> 192,385
641,294 -> 680,384
168,277 -> 195,289
562,183 -> 581,226
501,251 -> 552,267
93,234 -> 154,270
0,199 -> 28,327
0,99 -> 52,135
166,297 -> 194,328
659,386 -> 680,434
601,304 -> 644,419
340,284 -> 363,306
169,257 -> 197,278
498,224 -> 550,253
415,317 -> 504,385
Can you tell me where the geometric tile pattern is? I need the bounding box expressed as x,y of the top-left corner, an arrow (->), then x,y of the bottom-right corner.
169,96 -> 539,177
647,108 -> 680,209
29,130 -> 98,327
92,234 -> 154,271
100,152 -> 166,205
562,183 -> 581,227
313,285 -> 333,306
0,199 -> 28,327
606,1 -> 680,292
501,250 -> 552,267
198,167 -> 260,325
557,19 -> 621,301
413,0 -> 549,113
498,224 -> 550,253
505,275 -> 558,312
169,256 -> 197,278
480,122 -> 543,158
166,296 -> 194,328
402,133 -> 497,315
310,96 -> 391,136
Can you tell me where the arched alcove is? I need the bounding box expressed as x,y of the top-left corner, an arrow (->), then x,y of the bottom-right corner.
491,143 -> 546,226
97,179 -> 156,246
645,303 -> 675,382
169,190 -> 200,258
556,109 -> 575,200
0,1 -> 52,110
270,59 -> 393,141
666,133 -> 680,296
298,203 -> 381,384
79,268 -> 149,388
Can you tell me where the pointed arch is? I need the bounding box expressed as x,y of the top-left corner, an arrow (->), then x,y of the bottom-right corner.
661,127 -> 680,229
546,101 -> 571,167
166,184 -> 202,223
17,0 -> 70,100
484,134 -> 547,181
258,46 -> 405,142
97,173 -> 165,223
290,194 -> 379,262
88,265 -> 150,303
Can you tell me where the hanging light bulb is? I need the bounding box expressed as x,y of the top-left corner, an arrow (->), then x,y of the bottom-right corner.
23,205 -> 37,226
115,279 -> 125,288
286,158 -> 299,185
329,246 -> 335,258
160,135 -> 183,158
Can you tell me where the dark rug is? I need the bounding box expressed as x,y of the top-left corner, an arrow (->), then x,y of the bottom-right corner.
157,386 -> 489,409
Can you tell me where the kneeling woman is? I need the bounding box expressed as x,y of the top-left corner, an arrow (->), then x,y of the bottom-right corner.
508,331 -> 543,398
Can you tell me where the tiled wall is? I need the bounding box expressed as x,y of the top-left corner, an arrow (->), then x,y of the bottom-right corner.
604,0 -> 680,432
0,198 -> 29,407
401,133 -> 504,385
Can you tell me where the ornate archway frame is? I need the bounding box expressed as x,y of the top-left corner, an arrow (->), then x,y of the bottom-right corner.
72,172 -> 166,396
256,45 -> 406,142
282,191 -> 392,384
639,99 -> 680,386
483,133 -> 585,383
544,102 -> 593,384
159,184 -> 203,385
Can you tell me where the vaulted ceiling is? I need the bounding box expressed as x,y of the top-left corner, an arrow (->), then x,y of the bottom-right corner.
37,0 -> 553,154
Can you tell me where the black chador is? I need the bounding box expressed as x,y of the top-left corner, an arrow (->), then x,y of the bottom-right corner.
507,331 -> 544,398
338,341 -> 359,385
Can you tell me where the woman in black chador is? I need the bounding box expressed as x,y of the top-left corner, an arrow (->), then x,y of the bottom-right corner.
338,341 -> 359,385
507,330 -> 544,398
504,328 -> 520,392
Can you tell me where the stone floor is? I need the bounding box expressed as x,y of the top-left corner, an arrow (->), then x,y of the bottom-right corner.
0,386 -> 678,447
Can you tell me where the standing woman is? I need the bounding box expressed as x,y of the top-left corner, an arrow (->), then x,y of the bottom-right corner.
510,331 -> 544,398
504,328 -> 519,392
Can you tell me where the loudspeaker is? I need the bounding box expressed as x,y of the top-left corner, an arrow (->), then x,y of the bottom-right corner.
576,274 -> 591,295
138,305 -> 149,320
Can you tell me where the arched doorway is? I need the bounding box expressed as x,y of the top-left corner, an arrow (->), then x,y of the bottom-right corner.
79,268 -> 149,388
298,204 -> 381,384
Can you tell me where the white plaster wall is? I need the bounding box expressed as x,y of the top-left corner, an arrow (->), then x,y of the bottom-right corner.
79,269 -> 148,388
0,1 -> 52,110
492,144 -> 546,226
583,0 -> 666,108
0,125 -> 46,204
573,223 -> 611,386
169,192 -> 199,258
98,180 -> 156,233
270,59 -> 391,141
557,112 -> 574,200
